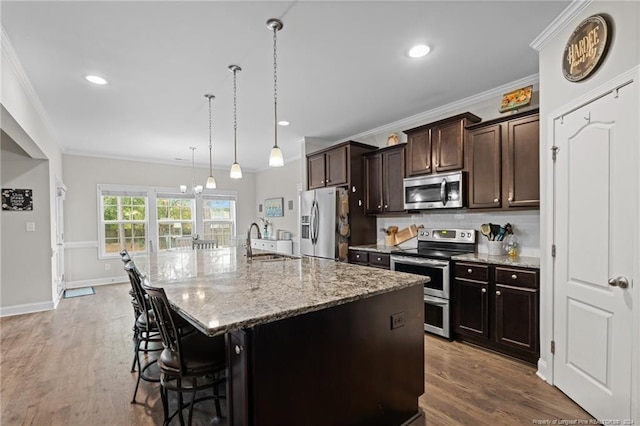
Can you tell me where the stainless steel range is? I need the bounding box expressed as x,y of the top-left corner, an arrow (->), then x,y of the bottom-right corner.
390,228 -> 476,339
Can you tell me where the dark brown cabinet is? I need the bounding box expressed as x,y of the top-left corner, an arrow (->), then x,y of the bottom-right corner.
453,261 -> 539,364
348,250 -> 390,269
404,112 -> 480,177
364,144 -> 406,215
307,145 -> 348,189
466,109 -> 539,209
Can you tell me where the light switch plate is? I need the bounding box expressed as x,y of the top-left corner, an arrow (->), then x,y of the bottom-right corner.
26,222 -> 36,232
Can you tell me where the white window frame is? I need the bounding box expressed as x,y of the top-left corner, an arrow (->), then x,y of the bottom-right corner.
155,193 -> 196,251
97,185 -> 238,258
97,184 -> 150,259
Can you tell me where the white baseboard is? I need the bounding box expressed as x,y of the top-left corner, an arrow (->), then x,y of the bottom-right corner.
536,358 -> 550,383
65,276 -> 128,289
0,300 -> 55,317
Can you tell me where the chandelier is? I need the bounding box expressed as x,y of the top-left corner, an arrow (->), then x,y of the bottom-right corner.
180,146 -> 203,195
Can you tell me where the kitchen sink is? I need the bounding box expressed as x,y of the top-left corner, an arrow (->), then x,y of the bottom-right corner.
249,253 -> 301,262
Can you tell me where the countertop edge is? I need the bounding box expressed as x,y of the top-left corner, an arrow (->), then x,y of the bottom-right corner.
451,253 -> 540,269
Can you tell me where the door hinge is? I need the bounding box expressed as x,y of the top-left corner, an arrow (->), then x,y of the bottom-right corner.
551,245 -> 556,257
551,340 -> 556,354
551,146 -> 559,161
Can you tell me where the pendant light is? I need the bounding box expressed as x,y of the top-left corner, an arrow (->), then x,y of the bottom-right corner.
267,18 -> 284,167
181,147 -> 203,195
204,94 -> 217,189
228,65 -> 243,179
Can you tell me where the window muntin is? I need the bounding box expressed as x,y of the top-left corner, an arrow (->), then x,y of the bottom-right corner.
101,195 -> 147,254
156,198 -> 195,250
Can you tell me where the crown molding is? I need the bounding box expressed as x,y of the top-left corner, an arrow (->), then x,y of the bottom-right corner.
341,74 -> 539,143
1,26 -> 62,150
530,0 -> 593,52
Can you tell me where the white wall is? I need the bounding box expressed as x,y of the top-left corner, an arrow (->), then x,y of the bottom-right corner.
253,159 -> 302,253
62,154 -> 256,286
535,0 -> 640,417
1,33 -> 64,315
1,136 -> 52,306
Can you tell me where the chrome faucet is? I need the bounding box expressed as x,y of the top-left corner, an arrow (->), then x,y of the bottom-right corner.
246,222 -> 262,258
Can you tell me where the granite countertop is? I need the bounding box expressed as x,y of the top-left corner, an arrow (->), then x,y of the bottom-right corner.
451,253 -> 540,269
134,248 -> 427,337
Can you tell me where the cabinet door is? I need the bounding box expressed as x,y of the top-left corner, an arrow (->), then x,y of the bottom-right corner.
325,146 -> 348,187
453,279 -> 489,339
308,153 -> 326,189
432,119 -> 465,172
505,114 -> 539,208
383,147 -> 405,212
494,284 -> 538,353
364,153 -> 383,215
406,129 -> 431,176
467,125 -> 502,209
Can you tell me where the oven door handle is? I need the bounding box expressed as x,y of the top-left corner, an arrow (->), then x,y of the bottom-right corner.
391,256 -> 449,268
424,296 -> 448,306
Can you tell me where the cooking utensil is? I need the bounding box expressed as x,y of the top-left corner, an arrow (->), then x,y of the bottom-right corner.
490,224 -> 501,241
495,226 -> 507,241
480,224 -> 491,241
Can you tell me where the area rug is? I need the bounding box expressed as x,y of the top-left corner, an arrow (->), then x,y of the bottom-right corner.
63,287 -> 95,299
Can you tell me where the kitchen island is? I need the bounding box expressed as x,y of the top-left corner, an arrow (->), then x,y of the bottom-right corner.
135,248 -> 427,426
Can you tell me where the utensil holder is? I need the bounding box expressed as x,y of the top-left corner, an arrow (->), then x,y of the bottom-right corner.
487,241 -> 504,256
384,235 -> 396,246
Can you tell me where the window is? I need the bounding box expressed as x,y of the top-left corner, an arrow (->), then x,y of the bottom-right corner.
101,193 -> 147,255
156,198 -> 195,250
202,197 -> 237,247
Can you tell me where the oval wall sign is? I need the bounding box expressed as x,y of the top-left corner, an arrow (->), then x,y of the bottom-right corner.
562,14 -> 611,82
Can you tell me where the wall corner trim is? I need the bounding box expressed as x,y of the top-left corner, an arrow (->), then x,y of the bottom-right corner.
530,0 -> 593,52
0,300 -> 55,318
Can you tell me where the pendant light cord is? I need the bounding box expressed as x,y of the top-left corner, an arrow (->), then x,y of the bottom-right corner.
233,68 -> 238,163
273,25 -> 278,149
208,97 -> 213,175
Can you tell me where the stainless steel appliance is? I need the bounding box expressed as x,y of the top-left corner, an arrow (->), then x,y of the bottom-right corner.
391,228 -> 476,338
300,187 -> 348,260
403,171 -> 464,210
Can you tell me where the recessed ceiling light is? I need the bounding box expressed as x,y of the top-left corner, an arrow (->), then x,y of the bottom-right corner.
85,75 -> 108,85
278,120 -> 290,126
408,44 -> 431,58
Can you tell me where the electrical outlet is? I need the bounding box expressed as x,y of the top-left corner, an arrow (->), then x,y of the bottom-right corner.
105,263 -> 111,271
390,312 -> 406,330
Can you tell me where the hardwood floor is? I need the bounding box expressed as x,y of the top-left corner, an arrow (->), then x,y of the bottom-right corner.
0,282 -> 591,425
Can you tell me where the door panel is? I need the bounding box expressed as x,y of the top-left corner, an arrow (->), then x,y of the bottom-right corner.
554,83 -> 636,419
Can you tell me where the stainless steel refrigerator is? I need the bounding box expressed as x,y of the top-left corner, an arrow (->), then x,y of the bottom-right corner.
300,187 -> 349,260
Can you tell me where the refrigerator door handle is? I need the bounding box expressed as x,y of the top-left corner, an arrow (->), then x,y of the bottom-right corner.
310,200 -> 317,245
313,200 -> 320,245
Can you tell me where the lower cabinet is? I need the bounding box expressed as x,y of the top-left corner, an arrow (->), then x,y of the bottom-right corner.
348,250 -> 390,270
453,261 -> 539,364
250,239 -> 293,255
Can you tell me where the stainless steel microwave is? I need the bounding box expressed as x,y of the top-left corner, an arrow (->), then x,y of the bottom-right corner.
403,171 -> 464,210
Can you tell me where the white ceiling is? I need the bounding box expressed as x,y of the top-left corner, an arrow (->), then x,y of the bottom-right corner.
2,1 -> 568,172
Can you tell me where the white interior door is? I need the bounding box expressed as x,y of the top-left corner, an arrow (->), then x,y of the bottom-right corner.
553,82 -> 636,419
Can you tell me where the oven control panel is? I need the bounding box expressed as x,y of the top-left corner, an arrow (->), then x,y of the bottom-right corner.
417,228 -> 476,243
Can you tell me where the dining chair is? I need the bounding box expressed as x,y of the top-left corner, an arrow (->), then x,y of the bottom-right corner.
124,261 -> 163,404
192,239 -> 218,250
142,280 -> 226,425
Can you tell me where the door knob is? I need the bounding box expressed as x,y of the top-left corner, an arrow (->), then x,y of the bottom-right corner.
608,276 -> 630,289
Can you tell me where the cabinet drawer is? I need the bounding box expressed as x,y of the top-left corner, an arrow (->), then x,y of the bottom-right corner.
251,240 -> 277,252
368,253 -> 390,269
348,250 -> 369,265
455,263 -> 489,282
495,267 -> 537,289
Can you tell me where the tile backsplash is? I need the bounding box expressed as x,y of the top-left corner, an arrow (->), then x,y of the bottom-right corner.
377,210 -> 540,257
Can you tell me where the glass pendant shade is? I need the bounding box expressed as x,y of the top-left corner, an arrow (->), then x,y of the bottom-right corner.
180,185 -> 187,193
206,175 -> 217,189
230,162 -> 243,179
269,145 -> 284,167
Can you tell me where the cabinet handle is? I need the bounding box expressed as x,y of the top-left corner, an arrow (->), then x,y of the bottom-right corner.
235,345 -> 243,355
321,180 -> 324,184
508,197 -> 513,202
467,268 -> 472,273
377,205 -> 381,209
494,198 -> 499,203
356,255 -> 360,258
511,274 -> 517,280
327,179 -> 331,183
481,288 -> 487,293
377,257 -> 381,261
496,291 -> 502,296
384,205 -> 388,209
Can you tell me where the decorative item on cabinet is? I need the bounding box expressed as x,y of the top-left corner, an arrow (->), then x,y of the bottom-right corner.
453,261 -> 539,364
403,112 -> 481,177
364,144 -> 406,215
499,85 -> 533,113
466,109 -> 539,210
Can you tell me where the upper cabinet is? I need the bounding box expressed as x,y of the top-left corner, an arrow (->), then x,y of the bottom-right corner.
364,144 -> 406,215
308,145 -> 348,189
404,112 -> 481,177
466,109 -> 539,209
